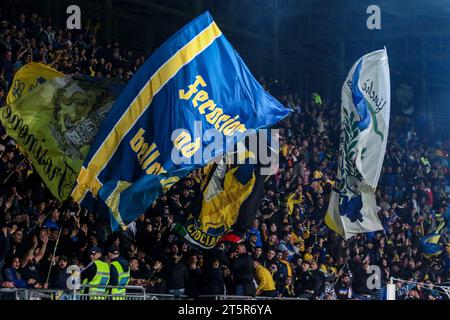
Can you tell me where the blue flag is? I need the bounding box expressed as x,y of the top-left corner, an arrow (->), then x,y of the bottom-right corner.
420,233 -> 444,259
420,215 -> 447,259
72,12 -> 290,230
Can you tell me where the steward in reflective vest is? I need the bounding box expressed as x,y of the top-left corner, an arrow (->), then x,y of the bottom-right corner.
107,245 -> 130,299
81,246 -> 110,300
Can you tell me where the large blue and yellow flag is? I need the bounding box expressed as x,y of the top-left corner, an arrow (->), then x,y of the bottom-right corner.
72,12 -> 290,230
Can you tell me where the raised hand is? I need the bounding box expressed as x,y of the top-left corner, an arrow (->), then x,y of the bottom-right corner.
32,235 -> 38,248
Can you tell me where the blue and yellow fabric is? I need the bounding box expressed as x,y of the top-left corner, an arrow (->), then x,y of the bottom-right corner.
72,12 -> 290,230
420,233 -> 444,259
420,216 -> 447,259
176,150 -> 261,249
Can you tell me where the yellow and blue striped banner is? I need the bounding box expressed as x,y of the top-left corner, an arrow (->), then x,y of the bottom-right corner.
73,12 -> 290,230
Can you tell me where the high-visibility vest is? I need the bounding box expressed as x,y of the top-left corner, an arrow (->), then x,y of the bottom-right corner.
83,260 -> 110,299
110,260 -> 130,298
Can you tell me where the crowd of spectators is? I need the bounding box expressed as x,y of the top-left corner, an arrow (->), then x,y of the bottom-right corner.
0,5 -> 145,105
0,7 -> 449,300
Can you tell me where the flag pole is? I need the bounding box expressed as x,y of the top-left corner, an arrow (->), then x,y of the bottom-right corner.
44,212 -> 67,287
2,157 -> 27,185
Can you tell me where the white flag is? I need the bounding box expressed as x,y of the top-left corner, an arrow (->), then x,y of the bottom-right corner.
325,48 -> 390,239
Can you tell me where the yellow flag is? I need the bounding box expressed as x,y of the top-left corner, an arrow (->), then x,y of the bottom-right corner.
1,75 -> 121,201
6,62 -> 63,104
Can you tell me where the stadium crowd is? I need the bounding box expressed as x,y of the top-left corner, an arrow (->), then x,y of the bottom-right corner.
0,6 -> 449,300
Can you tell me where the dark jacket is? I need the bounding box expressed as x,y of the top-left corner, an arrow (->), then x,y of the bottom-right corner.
50,266 -> 70,289
335,281 -> 352,300
201,266 -> 225,295
0,232 -> 11,270
295,270 -> 322,297
230,253 -> 254,285
166,260 -> 189,290
186,267 -> 202,297
147,267 -> 166,293
351,264 -> 374,296
80,261 -> 97,284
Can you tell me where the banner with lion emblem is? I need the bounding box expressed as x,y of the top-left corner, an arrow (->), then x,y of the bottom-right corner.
326,48 -> 390,239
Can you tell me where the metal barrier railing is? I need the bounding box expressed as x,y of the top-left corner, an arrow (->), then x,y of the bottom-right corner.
74,285 -> 147,300
0,288 -> 309,300
145,293 -> 189,300
0,285 -> 147,300
0,288 -> 21,300
198,295 -> 308,300
0,288 -> 71,300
